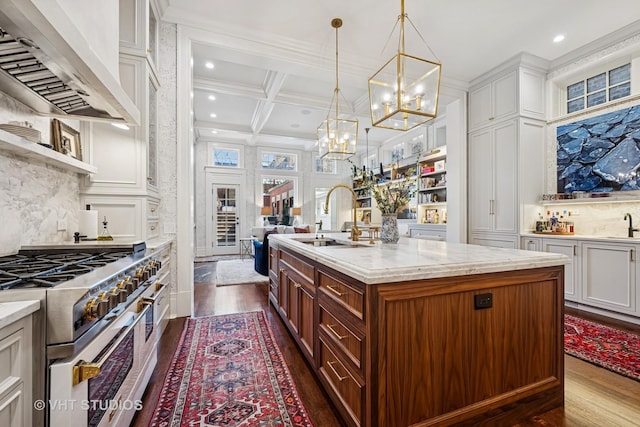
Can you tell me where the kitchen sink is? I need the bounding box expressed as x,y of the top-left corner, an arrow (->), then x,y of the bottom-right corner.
291,237 -> 372,247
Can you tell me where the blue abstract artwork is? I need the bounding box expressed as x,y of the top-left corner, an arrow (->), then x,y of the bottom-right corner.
557,105 -> 640,193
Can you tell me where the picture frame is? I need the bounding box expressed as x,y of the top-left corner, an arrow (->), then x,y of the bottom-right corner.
51,119 -> 82,161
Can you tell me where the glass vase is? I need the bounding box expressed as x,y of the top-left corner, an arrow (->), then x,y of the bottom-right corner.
380,213 -> 399,244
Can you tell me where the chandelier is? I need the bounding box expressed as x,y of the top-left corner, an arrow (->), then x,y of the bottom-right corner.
318,18 -> 358,160
368,0 -> 441,131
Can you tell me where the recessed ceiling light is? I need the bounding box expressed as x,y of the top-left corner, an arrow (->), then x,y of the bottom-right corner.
208,95 -> 216,101
211,130 -> 218,134
205,61 -> 215,69
210,113 -> 217,118
553,34 -> 565,43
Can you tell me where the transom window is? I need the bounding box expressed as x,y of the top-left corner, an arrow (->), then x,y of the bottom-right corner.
566,63 -> 631,114
213,148 -> 239,167
261,152 -> 297,171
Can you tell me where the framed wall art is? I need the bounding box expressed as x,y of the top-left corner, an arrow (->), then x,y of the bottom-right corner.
51,119 -> 82,161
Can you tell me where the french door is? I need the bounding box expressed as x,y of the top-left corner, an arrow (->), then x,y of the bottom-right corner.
207,182 -> 241,255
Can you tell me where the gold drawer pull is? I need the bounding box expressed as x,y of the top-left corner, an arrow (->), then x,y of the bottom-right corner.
327,360 -> 348,382
326,284 -> 345,297
150,207 -> 156,213
150,225 -> 156,231
293,281 -> 301,289
326,324 -> 347,340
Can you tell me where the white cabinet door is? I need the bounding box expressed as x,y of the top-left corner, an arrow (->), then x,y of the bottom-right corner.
469,83 -> 492,130
468,70 -> 517,130
468,120 -> 517,235
543,239 -> 579,302
581,242 -> 637,314
468,129 -> 493,232
493,121 -> 517,233
521,237 -> 542,251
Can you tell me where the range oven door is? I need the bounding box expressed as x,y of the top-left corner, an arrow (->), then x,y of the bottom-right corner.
48,296 -> 154,427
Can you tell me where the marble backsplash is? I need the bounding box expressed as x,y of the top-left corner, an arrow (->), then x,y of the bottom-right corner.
530,201 -> 640,237
0,91 -> 81,255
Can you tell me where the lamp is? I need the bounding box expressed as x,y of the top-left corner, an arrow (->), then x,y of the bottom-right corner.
318,18 -> 358,161
260,206 -> 271,226
368,0 -> 441,131
291,207 -> 302,226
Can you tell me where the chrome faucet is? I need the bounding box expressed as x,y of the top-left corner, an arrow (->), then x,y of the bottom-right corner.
624,213 -> 639,237
324,184 -> 362,242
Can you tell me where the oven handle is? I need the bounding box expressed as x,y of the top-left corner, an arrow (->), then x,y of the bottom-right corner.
72,301 -> 153,386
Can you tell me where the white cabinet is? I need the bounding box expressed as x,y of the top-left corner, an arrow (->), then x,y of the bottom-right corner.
581,242 -> 637,315
469,119 -> 517,236
469,70 -> 517,130
81,18 -> 160,240
468,62 -> 545,132
0,309 -> 35,427
521,237 -> 580,302
521,236 -> 542,251
119,0 -> 160,73
544,239 -> 579,302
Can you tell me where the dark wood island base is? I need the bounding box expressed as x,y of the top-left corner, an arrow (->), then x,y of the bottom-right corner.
268,239 -> 564,427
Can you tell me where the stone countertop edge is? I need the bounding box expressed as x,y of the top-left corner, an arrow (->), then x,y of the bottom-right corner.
521,232 -> 640,243
20,237 -> 173,251
269,233 -> 568,285
0,300 -> 40,330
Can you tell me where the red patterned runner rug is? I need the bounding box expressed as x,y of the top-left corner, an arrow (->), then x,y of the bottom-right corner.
148,311 -> 313,426
564,314 -> 640,382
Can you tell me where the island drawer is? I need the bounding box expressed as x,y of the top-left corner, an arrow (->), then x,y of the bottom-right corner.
319,303 -> 363,373
318,269 -> 364,321
279,250 -> 314,283
318,336 -> 363,427
268,247 -> 279,276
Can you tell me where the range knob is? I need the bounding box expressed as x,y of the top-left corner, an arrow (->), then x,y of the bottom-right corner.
133,268 -> 142,287
123,276 -> 135,293
110,286 -> 126,304
142,267 -> 150,281
97,292 -> 111,312
84,297 -> 108,321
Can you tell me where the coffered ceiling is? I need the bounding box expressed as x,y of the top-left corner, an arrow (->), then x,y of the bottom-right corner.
160,0 -> 640,153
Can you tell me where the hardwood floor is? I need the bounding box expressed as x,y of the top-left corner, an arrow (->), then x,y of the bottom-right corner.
132,262 -> 640,427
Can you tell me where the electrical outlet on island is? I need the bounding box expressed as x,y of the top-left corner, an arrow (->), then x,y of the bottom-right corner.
57,218 -> 67,231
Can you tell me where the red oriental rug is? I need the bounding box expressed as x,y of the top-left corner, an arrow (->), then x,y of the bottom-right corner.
564,314 -> 640,382
148,311 -> 313,426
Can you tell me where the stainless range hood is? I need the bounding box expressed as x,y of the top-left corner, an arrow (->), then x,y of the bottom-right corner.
0,1 -> 140,125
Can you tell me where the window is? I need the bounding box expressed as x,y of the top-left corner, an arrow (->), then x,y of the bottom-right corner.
566,63 -> 631,114
261,152 -> 297,170
213,148 -> 239,167
315,156 -> 336,174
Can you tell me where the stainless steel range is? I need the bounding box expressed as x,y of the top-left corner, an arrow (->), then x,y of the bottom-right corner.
0,241 -> 163,427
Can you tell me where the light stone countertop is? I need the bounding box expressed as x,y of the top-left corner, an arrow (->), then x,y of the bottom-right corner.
0,300 -> 40,330
521,232 -> 640,244
269,233 -> 568,285
20,236 -> 172,253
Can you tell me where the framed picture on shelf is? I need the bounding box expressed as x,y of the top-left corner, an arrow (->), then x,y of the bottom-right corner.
51,119 -> 82,161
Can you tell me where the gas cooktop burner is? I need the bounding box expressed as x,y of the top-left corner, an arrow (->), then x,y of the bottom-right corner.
0,249 -> 133,290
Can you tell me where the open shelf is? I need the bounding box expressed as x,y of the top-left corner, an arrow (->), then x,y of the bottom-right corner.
0,129 -> 96,174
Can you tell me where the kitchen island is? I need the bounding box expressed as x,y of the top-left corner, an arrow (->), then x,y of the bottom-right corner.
267,233 -> 567,427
